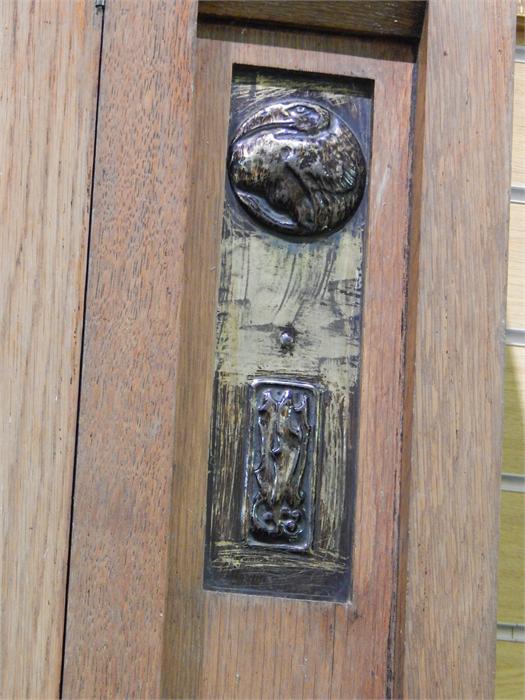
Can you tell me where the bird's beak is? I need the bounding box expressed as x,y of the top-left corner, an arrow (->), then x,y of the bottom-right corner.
234,106 -> 294,141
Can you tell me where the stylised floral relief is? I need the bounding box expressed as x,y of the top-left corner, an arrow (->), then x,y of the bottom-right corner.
246,380 -> 316,551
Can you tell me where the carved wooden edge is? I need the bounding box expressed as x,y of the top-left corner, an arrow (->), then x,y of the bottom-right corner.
61,1 -> 199,697
0,3 -> 103,697
394,1 -> 515,697
198,1 -> 427,41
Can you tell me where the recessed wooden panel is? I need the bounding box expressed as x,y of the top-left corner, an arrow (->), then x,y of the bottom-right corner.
162,25 -> 413,699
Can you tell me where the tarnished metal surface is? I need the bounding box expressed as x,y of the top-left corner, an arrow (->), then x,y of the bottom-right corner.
204,67 -> 372,601
228,100 -> 366,238
246,378 -> 319,552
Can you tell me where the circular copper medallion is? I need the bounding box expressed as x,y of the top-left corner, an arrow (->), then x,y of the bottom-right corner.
228,100 -> 366,237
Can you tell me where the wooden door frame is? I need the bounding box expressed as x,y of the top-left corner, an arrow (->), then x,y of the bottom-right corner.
3,1 -> 513,698
62,1 -> 515,697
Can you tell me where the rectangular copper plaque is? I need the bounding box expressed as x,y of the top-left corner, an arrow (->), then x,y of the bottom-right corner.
245,377 -> 320,553
204,66 -> 372,601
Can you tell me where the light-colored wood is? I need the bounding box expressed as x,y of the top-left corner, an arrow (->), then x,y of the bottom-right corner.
507,202 -> 525,329
199,1 -> 426,40
61,1 -> 198,697
498,491 -> 525,622
0,2 -> 102,697
162,24 -> 414,699
57,2 -> 516,697
512,61 -> 525,184
496,641 -> 525,699
401,1 -> 515,697
503,346 -> 525,475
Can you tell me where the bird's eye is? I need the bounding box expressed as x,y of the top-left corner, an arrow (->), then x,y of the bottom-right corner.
295,105 -> 306,113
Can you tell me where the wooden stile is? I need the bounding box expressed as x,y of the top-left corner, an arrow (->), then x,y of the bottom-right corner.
0,2 -> 102,697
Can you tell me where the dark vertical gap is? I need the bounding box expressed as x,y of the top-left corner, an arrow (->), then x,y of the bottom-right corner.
59,4 -> 106,695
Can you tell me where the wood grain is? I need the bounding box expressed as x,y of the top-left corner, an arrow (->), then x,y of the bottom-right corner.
199,1 -> 426,41
61,1 -> 198,697
401,1 -> 515,697
197,19 -> 417,63
161,25 -> 414,699
0,2 -> 102,697
507,202 -> 525,329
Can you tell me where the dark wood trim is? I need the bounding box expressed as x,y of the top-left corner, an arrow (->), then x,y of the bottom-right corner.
199,1 -> 426,41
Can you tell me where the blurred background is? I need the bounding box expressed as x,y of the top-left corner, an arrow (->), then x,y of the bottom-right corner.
496,3 -> 525,697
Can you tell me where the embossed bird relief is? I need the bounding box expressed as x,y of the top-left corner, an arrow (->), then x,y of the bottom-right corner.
250,387 -> 311,543
228,100 -> 366,237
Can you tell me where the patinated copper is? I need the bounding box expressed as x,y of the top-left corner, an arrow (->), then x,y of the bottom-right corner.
228,100 -> 366,237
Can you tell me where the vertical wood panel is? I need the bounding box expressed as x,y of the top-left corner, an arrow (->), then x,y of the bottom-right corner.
62,1 -> 197,697
0,2 -> 102,696
401,1 -> 515,697
161,29 -> 414,699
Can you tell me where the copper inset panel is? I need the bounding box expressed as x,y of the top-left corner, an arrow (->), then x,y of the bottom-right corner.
204,66 -> 372,601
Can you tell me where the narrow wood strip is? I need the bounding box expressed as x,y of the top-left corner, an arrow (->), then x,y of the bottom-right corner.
401,0 -> 515,696
0,2 -> 102,696
62,1 -> 198,696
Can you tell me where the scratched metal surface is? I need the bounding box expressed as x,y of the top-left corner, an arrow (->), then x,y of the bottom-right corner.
204,66 -> 372,601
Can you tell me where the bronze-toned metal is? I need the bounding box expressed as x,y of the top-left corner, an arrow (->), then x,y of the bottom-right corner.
228,100 -> 366,237
245,378 -> 319,552
204,67 -> 372,601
